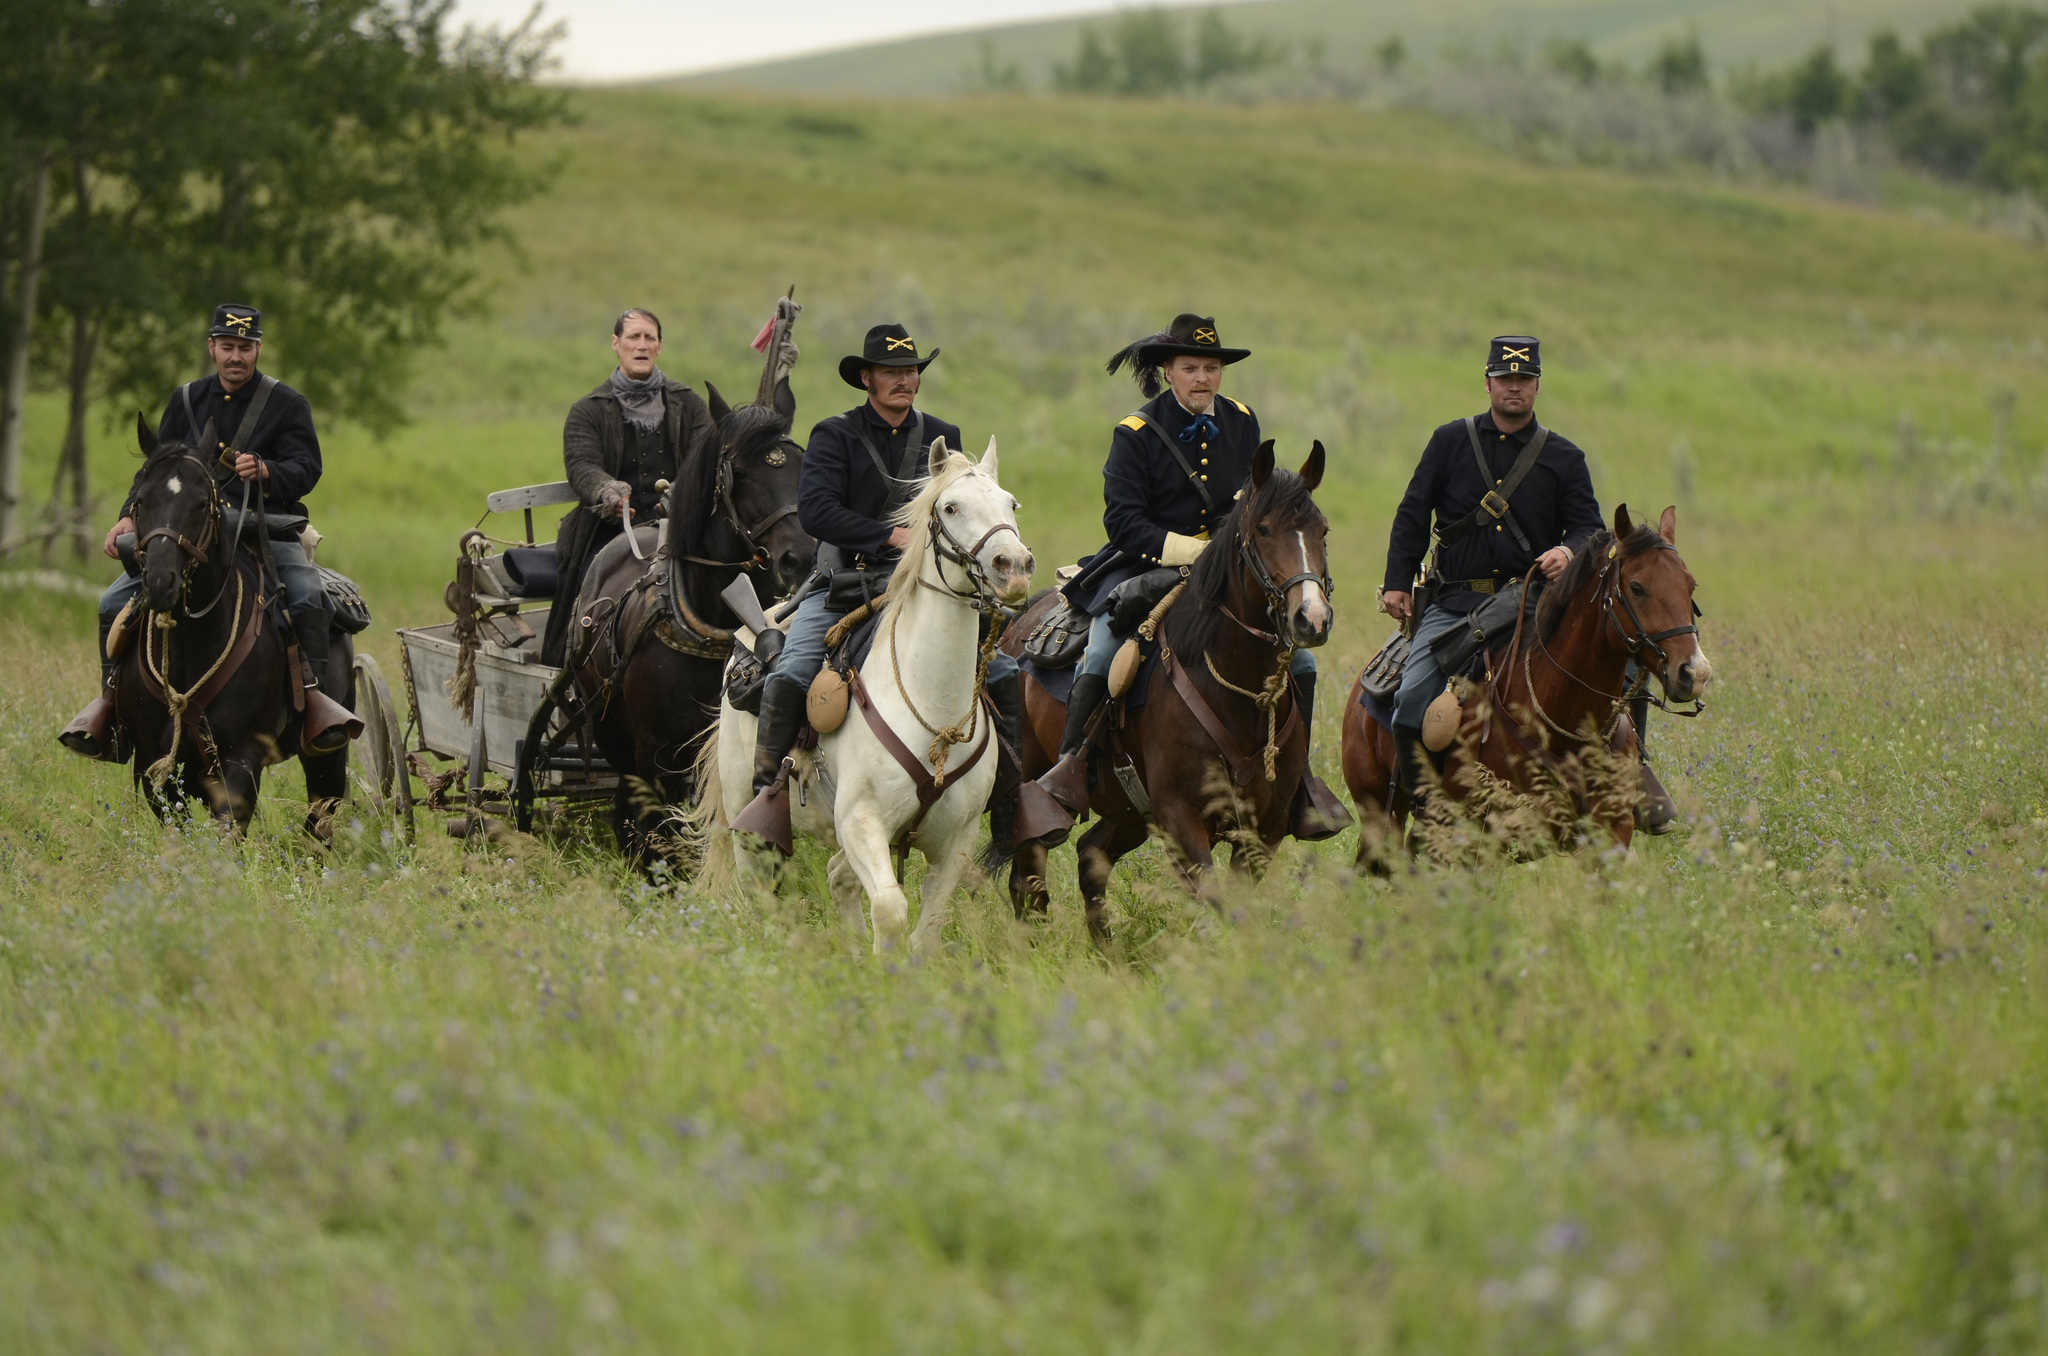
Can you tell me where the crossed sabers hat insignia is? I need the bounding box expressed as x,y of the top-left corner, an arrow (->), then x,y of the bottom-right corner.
885,335 -> 916,351
221,313 -> 254,335
1500,344 -> 1530,362
1194,327 -> 1217,344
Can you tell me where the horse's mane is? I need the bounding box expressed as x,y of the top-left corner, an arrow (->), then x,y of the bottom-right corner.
665,401 -> 789,560
1532,523 -> 1665,644
1159,466 -> 1317,660
884,448 -> 981,600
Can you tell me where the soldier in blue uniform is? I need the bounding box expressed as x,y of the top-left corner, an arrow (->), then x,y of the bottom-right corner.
739,323 -> 1025,839
1379,336 -> 1677,827
62,303 -> 337,761
1026,313 -> 1343,844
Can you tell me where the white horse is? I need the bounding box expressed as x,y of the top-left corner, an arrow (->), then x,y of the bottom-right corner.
699,438 -> 1034,953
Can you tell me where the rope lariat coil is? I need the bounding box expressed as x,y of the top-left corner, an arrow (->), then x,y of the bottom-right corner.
141,568 -> 245,790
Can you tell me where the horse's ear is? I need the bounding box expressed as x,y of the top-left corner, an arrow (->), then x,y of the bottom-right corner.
979,435 -> 999,483
705,381 -> 732,426
135,413 -> 156,456
197,419 -> 218,456
1299,440 -> 1325,491
928,436 -> 950,478
1658,504 -> 1677,544
1251,439 -> 1274,490
1613,502 -> 1634,538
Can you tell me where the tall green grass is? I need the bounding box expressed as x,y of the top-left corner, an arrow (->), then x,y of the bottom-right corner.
2,91 -> 2045,1350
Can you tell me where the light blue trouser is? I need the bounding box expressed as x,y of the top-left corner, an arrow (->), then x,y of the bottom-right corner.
1077,608 -> 1315,681
763,588 -> 1018,701
1392,604 -> 1467,730
100,538 -> 326,626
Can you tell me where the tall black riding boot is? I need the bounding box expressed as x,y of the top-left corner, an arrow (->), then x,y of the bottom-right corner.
985,670 -> 1025,857
1288,670 -> 1351,841
1015,670 -> 1108,848
751,677 -> 807,796
1392,724 -> 1431,818
1631,693 -> 1676,835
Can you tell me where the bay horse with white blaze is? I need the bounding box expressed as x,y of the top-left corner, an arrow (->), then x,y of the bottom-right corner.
1002,440 -> 1334,943
1340,503 -> 1711,867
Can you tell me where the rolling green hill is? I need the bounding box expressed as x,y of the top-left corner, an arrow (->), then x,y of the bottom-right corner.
675,0 -> 1986,96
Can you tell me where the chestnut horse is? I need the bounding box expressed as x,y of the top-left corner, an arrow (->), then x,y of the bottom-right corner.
1340,504 -> 1711,868
1002,441 -> 1333,942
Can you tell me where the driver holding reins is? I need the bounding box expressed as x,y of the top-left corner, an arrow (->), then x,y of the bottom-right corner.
62,303 -> 333,762
1024,313 -> 1347,846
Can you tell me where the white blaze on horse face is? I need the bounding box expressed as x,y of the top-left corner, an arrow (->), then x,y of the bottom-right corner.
168,476 -> 182,495
1293,529 -> 1331,633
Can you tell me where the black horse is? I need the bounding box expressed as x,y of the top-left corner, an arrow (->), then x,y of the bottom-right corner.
554,336 -> 815,862
114,415 -> 359,834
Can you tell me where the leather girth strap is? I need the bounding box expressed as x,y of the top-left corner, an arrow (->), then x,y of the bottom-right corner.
1161,646 -> 1302,787
848,666 -> 990,851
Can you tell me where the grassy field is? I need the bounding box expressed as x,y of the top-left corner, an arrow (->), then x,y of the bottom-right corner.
3,89 -> 2047,1350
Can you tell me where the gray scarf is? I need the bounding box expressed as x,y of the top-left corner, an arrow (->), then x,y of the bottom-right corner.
607,366 -> 668,432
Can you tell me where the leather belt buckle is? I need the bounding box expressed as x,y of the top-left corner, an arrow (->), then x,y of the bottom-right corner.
1480,490 -> 1510,519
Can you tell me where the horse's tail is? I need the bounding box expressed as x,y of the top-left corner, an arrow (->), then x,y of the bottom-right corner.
683,714 -> 736,893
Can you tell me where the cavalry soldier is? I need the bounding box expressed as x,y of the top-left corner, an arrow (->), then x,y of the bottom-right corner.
63,303 -> 338,762
542,307 -> 719,665
739,323 -> 1024,836
1380,336 -> 1675,827
1028,312 -> 1345,843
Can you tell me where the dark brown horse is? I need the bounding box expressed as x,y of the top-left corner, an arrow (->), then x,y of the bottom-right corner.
115,415 -> 356,834
1002,441 -> 1334,942
1340,504 -> 1711,868
561,384 -> 814,861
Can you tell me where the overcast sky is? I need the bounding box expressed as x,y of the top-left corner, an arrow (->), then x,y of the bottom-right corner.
453,0 -> 1122,82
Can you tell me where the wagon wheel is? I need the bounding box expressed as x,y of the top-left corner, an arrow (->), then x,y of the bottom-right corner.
352,652 -> 415,842
513,673 -> 565,834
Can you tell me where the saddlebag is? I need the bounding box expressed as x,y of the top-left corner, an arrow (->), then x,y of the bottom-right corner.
824,568 -> 890,614
1359,630 -> 1410,703
320,567 -> 372,634
1022,595 -> 1090,669
724,645 -> 767,715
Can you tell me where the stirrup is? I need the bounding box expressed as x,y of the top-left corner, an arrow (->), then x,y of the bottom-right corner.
1636,760 -> 1677,835
58,694 -> 121,762
303,686 -> 361,755
731,758 -> 795,855
1013,779 -> 1076,848
1036,748 -> 1091,816
1290,774 -> 1352,842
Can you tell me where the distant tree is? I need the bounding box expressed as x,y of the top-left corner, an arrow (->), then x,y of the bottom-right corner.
1650,31 -> 1710,95
1785,47 -> 1852,133
1376,35 -> 1408,74
1859,30 -> 1929,118
1113,9 -> 1188,95
1054,27 -> 1118,93
966,38 -> 1025,92
1545,37 -> 1603,88
1193,9 -> 1283,88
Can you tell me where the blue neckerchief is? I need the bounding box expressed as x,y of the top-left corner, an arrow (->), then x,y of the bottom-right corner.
1177,412 -> 1220,445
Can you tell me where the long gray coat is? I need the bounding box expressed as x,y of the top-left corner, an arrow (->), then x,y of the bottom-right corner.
543,375 -> 717,665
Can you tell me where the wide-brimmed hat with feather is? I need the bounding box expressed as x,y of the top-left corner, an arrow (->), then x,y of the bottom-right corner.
1105,313 -> 1250,398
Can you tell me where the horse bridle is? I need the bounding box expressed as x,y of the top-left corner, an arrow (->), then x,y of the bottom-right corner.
134,453 -> 246,619
698,434 -> 803,573
1237,521 -> 1332,635
1597,537 -> 1704,715
927,502 -> 1022,615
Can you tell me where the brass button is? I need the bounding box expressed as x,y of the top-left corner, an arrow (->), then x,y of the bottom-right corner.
1201,458 -> 1209,466
1496,525 -> 1504,532
1200,442 -> 1208,450
1199,474 -> 1208,482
